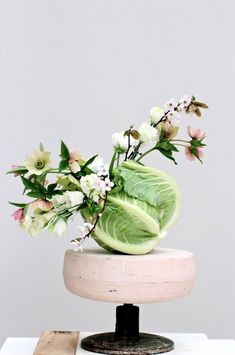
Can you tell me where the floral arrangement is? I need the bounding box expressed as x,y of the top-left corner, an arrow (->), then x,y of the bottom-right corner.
8,95 -> 208,255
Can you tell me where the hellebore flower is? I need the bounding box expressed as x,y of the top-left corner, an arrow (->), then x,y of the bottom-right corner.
24,149 -> 51,175
69,150 -> 83,173
12,208 -> 24,223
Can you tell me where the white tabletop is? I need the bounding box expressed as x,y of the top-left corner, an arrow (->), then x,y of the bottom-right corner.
1,332 -> 235,354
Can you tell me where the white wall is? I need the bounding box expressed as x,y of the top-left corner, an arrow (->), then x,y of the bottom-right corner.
0,0 -> 235,345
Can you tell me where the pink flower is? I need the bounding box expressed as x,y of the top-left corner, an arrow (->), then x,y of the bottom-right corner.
185,145 -> 204,161
12,165 -> 21,177
69,150 -> 83,173
12,208 -> 24,223
69,151 -> 83,162
188,126 -> 205,139
32,199 -> 53,213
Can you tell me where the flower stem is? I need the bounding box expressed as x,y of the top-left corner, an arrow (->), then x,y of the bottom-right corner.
109,151 -> 117,176
116,153 -> 120,167
129,142 -> 142,160
136,147 -> 156,162
174,143 -> 187,147
171,139 -> 189,143
153,102 -> 181,127
47,168 -> 70,174
124,130 -> 132,161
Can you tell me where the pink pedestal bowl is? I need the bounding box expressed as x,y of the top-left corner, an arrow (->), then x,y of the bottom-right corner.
63,247 -> 195,354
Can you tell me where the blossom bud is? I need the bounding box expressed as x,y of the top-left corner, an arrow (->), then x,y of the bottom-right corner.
150,107 -> 164,125
112,132 -> 129,153
139,123 -> 158,143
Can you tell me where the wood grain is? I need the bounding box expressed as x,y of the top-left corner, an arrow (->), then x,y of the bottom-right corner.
33,330 -> 79,355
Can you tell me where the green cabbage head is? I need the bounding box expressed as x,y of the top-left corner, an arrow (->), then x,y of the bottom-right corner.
83,161 -> 181,255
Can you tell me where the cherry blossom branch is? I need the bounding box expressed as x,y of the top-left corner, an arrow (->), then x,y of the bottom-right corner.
71,191 -> 108,245
153,103 -> 181,128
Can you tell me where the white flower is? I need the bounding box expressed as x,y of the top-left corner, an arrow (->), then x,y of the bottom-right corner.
80,174 -> 103,202
89,156 -> 104,173
130,135 -> 139,148
150,106 -> 164,125
51,218 -> 67,237
112,132 -> 129,153
64,191 -> 84,208
178,95 -> 191,111
89,156 -> 109,177
23,214 -> 45,237
71,222 -> 94,251
78,222 -> 94,238
42,210 -> 57,224
23,209 -> 57,236
71,239 -> 84,252
100,177 -> 114,194
139,123 -> 158,143
24,149 -> 51,175
166,111 -> 180,126
112,132 -> 139,153
164,97 -> 178,112
52,191 -> 84,210
80,174 -> 100,195
51,194 -> 66,210
97,166 -> 109,177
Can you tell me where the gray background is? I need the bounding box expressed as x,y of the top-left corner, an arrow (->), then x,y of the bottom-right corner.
0,0 -> 234,346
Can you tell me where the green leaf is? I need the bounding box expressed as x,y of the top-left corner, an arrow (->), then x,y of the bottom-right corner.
36,172 -> 48,183
193,101 -> 208,109
51,189 -> 63,195
190,138 -> 206,148
39,142 -> 44,152
81,155 -> 98,171
195,109 -> 202,117
60,141 -> 70,160
59,159 -> 68,171
189,147 -> 203,164
47,183 -> 57,193
21,176 -> 36,190
34,180 -> 47,192
158,129 -> 165,142
7,167 -> 28,175
158,148 -> 178,164
9,201 -> 27,208
157,141 -> 179,152
26,191 -> 43,198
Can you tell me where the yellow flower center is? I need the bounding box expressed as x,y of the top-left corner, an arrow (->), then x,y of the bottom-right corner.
35,160 -> 45,170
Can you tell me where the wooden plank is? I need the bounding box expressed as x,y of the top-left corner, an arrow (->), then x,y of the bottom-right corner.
33,330 -> 79,355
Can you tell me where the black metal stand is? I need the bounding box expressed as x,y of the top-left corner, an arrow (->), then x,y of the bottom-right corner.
81,304 -> 174,354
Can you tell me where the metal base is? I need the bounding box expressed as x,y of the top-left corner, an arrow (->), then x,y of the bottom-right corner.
81,304 -> 174,354
81,332 -> 174,354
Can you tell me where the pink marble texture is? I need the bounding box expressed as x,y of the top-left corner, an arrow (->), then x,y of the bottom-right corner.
63,248 -> 195,304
